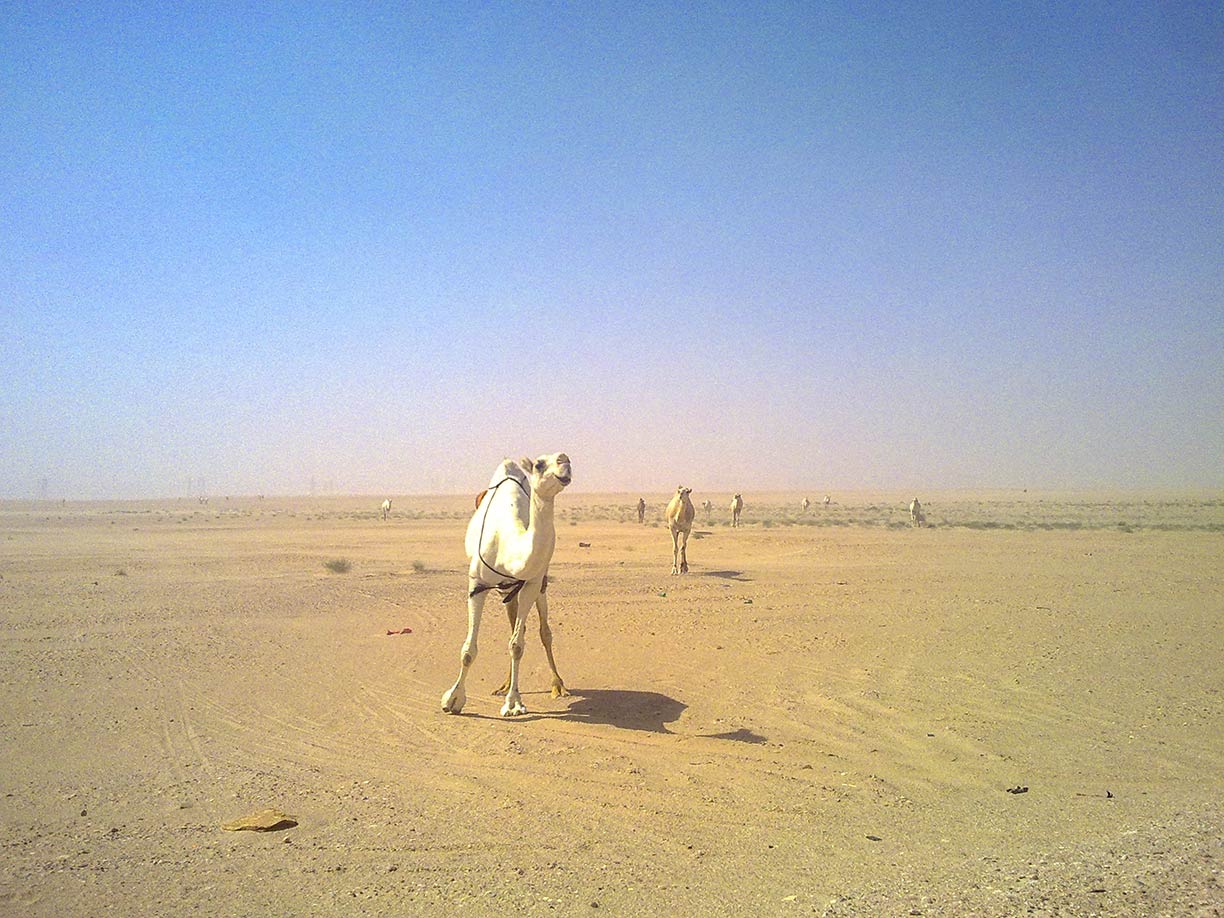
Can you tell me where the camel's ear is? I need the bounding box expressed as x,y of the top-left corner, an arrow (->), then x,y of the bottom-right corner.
519,457 -> 534,474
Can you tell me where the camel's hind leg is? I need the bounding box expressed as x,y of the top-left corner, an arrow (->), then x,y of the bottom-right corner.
678,529 -> 690,574
670,528 -> 681,575
536,585 -> 568,698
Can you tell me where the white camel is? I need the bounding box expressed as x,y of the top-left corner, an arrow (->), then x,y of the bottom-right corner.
730,493 -> 744,527
802,497 -> 810,512
441,453 -> 573,718
823,495 -> 831,506
665,486 -> 695,575
701,499 -> 713,516
380,498 -> 392,521
909,497 -> 926,527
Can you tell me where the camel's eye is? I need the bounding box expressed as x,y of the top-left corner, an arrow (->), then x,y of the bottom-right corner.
535,459 -> 547,472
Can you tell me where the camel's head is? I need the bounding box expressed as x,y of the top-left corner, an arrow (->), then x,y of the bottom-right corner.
521,452 -> 573,498
676,486 -> 692,499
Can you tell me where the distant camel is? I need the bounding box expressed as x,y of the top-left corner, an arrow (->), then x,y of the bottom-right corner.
637,497 -> 646,523
823,495 -> 831,506
665,487 -> 695,575
909,497 -> 926,527
380,498 -> 392,521
701,499 -> 713,515
730,493 -> 744,527
802,497 -> 810,511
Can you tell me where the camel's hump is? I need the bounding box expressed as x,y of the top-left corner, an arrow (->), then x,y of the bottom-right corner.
488,459 -> 528,488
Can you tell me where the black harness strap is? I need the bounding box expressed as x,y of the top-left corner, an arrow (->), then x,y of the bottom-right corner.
468,579 -> 527,603
470,475 -> 531,604
468,574 -> 549,606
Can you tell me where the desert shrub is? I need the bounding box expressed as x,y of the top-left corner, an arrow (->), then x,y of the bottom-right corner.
412,560 -> 427,572
324,559 -> 351,574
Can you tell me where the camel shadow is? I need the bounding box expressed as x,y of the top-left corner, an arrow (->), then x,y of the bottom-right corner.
462,691 -> 767,743
703,569 -> 752,581
558,689 -> 686,734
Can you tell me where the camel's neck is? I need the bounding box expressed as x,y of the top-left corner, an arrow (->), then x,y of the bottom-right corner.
526,490 -> 556,542
508,489 -> 553,575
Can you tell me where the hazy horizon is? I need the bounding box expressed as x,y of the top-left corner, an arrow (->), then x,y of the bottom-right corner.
5,486 -> 1222,507
4,3 -> 1222,500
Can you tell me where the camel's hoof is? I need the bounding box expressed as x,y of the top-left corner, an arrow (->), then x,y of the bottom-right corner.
551,681 -> 570,699
500,699 -> 527,717
441,689 -> 465,714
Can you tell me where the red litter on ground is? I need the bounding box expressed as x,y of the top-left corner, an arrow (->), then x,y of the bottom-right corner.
386,627 -> 413,635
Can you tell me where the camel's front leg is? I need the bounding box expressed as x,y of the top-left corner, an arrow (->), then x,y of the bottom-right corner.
492,596 -> 519,696
441,581 -> 487,714
678,530 -> 690,574
500,580 -> 542,717
670,529 -> 681,575
536,587 -> 569,698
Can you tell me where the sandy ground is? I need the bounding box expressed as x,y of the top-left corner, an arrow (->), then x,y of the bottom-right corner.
1,491 -> 1222,916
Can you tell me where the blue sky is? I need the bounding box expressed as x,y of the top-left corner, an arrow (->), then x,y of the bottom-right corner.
3,2 -> 1221,498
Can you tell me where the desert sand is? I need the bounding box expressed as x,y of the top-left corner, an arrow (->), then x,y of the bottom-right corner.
1,491 -> 1221,916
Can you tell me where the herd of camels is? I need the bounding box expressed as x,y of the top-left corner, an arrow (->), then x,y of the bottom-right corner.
422,453 -> 924,717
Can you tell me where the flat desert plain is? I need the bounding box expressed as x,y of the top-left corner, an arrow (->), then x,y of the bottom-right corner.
2,492 -> 1222,916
